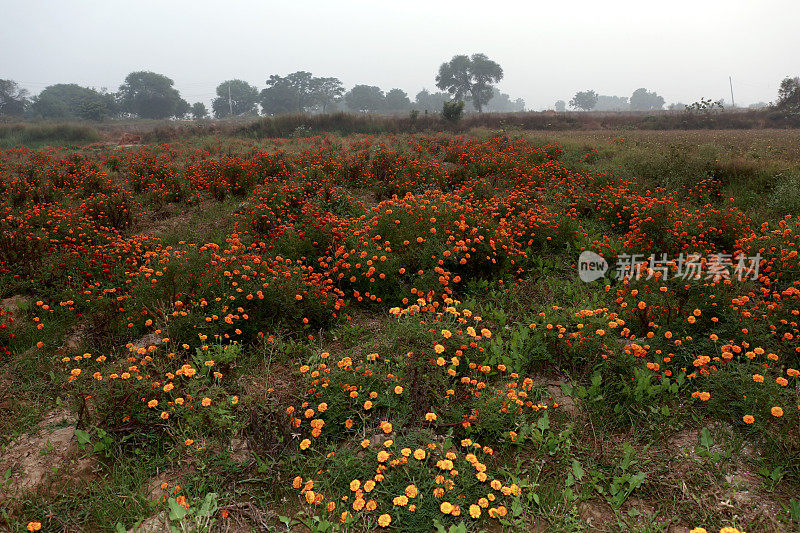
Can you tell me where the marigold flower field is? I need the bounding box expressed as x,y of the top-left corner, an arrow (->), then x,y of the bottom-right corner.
0,132 -> 798,531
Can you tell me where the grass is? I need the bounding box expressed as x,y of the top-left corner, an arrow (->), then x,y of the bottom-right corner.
0,127 -> 798,532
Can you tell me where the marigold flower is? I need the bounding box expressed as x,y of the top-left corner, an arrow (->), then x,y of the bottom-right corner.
377,514 -> 391,527
742,414 -> 755,424
300,439 -> 311,450
771,406 -> 783,417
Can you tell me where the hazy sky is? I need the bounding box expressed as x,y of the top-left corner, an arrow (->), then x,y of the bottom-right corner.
2,0 -> 798,110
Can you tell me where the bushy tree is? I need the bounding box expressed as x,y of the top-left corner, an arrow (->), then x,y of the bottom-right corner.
436,53 -> 503,112
260,72 -> 341,114
777,76 -> 800,111
211,79 -> 259,118
554,100 -> 566,112
413,89 -> 451,113
259,77 -> 297,115
594,95 -> 629,111
384,88 -> 411,113
118,71 -> 186,119
0,79 -> 29,116
484,87 -> 525,112
310,77 -> 344,113
569,90 -> 598,111
345,85 -> 385,112
191,102 -> 209,120
441,100 -> 465,123
629,88 -> 665,111
29,84 -> 116,121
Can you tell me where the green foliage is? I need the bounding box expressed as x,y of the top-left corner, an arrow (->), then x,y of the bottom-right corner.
569,91 -> 598,111
118,71 -> 187,119
345,85 -> 386,113
441,101 -> 465,123
436,53 -> 503,112
0,79 -> 29,116
211,79 -> 259,118
629,88 -> 665,111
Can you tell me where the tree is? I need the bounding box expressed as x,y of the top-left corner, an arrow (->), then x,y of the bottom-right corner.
345,85 -> 385,112
310,77 -> 344,113
259,77 -> 297,115
554,100 -> 566,112
259,72 -> 324,114
413,89 -> 451,113
629,88 -> 665,111
435,53 -> 503,112
29,84 -> 116,121
118,71 -> 185,119
211,79 -> 259,118
594,95 -> 629,111
174,98 -> 191,119
191,102 -> 209,120
441,100 -> 465,123
484,87 -> 525,112
0,79 -> 29,116
777,76 -> 800,111
569,90 -> 598,111
384,88 -> 411,113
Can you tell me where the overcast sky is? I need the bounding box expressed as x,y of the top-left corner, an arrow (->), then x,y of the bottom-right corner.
2,0 -> 798,110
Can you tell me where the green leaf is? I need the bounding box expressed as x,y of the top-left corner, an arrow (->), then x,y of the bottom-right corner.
74,429 -> 91,447
572,459 -> 585,481
167,497 -> 187,521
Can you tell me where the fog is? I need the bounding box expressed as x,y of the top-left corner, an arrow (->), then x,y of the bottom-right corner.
2,0 -> 797,110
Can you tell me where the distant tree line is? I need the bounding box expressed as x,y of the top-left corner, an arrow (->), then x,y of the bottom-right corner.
555,79 -> 800,113
0,54 -> 527,121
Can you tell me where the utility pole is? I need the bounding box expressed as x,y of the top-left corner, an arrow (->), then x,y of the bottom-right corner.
729,76 -> 735,109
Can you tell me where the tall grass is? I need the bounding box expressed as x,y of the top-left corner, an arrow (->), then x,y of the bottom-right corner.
0,123 -> 101,148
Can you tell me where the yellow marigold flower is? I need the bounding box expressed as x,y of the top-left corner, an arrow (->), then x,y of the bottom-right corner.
771,406 -> 784,417
440,501 -> 453,514
364,400 -> 373,410
352,498 -> 365,511
27,523 -> 42,531
405,484 -> 418,498
413,448 -> 426,460
469,504 -> 481,518
201,397 -> 211,407
300,439 -> 311,450
377,514 -> 391,527
304,490 -> 316,504
360,439 -> 370,448
401,448 -> 411,456
434,344 -> 445,354
147,399 -> 158,408
380,421 -> 393,434
377,450 -> 390,462
364,480 -> 376,492
425,412 -> 437,421
349,479 -> 360,491
292,476 -> 302,489
318,403 -> 328,412
366,499 -> 377,511
393,495 -> 409,506
394,385 -> 403,394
